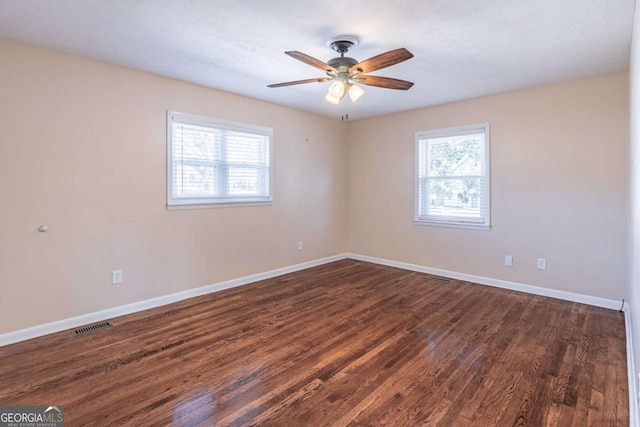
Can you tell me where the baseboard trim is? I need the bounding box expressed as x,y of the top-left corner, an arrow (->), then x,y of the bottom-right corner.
625,305 -> 639,427
0,254 -> 347,347
1,252 -> 623,347
344,253 -> 621,310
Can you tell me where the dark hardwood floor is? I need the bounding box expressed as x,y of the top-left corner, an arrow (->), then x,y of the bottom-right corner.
0,259 -> 628,426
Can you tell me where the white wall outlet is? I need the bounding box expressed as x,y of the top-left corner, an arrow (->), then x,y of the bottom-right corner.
298,241 -> 304,251
112,269 -> 123,285
537,258 -> 547,270
504,255 -> 513,267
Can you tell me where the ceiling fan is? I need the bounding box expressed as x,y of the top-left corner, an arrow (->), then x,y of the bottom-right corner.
268,36 -> 414,105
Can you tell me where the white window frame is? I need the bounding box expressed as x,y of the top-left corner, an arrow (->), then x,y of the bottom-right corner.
414,123 -> 490,230
167,111 -> 273,209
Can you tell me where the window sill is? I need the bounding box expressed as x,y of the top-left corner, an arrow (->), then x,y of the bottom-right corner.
167,200 -> 273,210
414,220 -> 491,231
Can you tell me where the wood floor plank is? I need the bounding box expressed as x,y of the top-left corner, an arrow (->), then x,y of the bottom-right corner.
0,259 -> 628,426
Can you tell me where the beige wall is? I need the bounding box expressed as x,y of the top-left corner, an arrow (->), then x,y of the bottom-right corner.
0,38 -> 347,334
0,37 -> 631,337
628,0 -> 639,404
346,73 -> 628,300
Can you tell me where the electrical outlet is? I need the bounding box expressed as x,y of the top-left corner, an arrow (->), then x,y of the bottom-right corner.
504,255 -> 513,267
537,258 -> 547,270
298,241 -> 304,251
112,270 -> 123,285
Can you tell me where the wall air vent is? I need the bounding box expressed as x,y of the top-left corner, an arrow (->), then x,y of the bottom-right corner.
73,321 -> 113,336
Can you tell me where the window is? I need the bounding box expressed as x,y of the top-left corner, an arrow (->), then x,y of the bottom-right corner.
415,123 -> 490,230
167,112 -> 272,208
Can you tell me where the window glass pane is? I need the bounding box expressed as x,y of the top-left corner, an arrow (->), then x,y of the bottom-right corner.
426,177 -> 483,219
173,124 -> 220,162
228,167 -> 259,195
168,113 -> 272,206
174,163 -> 218,197
418,140 -> 428,178
416,124 -> 489,228
172,123 -> 221,198
427,133 -> 483,177
226,132 -> 268,165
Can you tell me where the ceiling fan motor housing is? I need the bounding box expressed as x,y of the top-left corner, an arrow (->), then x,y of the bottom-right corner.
327,36 -> 361,75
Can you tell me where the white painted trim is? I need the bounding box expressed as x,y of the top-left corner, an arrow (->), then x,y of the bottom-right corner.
413,220 -> 491,231
344,253 -> 621,310
0,254 -> 347,347
0,252 -> 624,348
414,123 -> 491,230
1,250 -> 631,421
625,305 -> 639,427
166,110 -> 274,209
167,201 -> 273,210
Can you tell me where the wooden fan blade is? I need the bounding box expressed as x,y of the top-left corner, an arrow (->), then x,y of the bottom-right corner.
355,75 -> 414,90
285,51 -> 338,74
349,48 -> 414,74
267,77 -> 332,88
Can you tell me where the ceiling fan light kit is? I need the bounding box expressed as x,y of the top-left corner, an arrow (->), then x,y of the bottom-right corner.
329,80 -> 346,97
348,84 -> 365,102
268,35 -> 414,106
326,80 -> 345,104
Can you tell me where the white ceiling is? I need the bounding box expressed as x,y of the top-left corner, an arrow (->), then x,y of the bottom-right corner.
0,0 -> 635,120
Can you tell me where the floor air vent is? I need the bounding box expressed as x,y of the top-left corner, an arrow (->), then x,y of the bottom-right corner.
73,321 -> 112,336
427,275 -> 453,284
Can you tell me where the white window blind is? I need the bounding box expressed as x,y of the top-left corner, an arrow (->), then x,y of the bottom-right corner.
167,112 -> 272,207
415,124 -> 490,229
